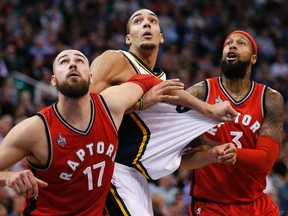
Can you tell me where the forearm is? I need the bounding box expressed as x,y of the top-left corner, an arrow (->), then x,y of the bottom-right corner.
169,90 -> 212,116
234,136 -> 280,174
125,97 -> 143,113
181,148 -> 215,169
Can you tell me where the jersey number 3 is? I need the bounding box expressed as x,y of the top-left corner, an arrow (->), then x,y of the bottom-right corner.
230,131 -> 243,148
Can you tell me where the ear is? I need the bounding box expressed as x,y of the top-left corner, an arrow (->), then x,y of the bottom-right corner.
160,33 -> 164,44
126,34 -> 131,45
251,54 -> 257,65
51,74 -> 56,86
89,73 -> 93,84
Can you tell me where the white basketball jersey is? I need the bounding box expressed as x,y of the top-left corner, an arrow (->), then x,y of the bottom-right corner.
116,50 -> 219,180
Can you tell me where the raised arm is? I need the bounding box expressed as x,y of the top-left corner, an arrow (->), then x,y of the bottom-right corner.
90,50 -> 136,93
164,81 -> 238,122
101,75 -> 184,129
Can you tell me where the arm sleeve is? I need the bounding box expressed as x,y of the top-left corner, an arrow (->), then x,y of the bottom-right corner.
127,74 -> 162,93
235,135 -> 280,174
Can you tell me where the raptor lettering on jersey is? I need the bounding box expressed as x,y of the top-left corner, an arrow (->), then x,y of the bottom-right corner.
59,141 -> 116,181
206,112 -> 261,135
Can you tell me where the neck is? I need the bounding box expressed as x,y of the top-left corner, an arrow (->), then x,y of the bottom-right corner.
56,94 -> 91,130
221,76 -> 251,100
129,48 -> 158,70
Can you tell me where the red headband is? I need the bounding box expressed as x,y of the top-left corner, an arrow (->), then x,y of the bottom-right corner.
224,30 -> 257,55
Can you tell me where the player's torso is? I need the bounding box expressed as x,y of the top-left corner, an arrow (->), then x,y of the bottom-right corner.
25,94 -> 117,216
191,76 -> 267,204
116,51 -> 218,180
205,77 -> 265,148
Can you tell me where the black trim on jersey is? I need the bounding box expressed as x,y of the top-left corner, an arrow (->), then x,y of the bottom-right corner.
116,112 -> 152,179
105,184 -> 131,216
124,53 -> 140,75
27,113 -> 52,170
130,113 -> 151,179
52,99 -> 95,135
204,79 -> 209,102
189,169 -> 197,216
262,86 -> 267,117
120,50 -> 165,78
218,76 -> 255,105
98,94 -> 117,131
23,196 -> 37,216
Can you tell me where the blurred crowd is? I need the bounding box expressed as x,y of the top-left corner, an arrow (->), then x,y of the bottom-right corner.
0,0 -> 288,215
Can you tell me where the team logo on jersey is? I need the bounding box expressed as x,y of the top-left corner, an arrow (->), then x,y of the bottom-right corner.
176,105 -> 191,113
215,95 -> 223,104
57,134 -> 67,147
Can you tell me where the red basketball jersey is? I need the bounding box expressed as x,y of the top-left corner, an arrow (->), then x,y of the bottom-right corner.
191,77 -> 267,204
24,93 -> 118,216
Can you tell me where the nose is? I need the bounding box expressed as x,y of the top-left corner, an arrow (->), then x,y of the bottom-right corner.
229,42 -> 237,50
143,19 -> 151,29
69,63 -> 77,70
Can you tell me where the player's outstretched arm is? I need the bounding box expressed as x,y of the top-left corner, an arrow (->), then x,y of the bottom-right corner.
125,78 -> 184,113
160,81 -> 238,122
101,75 -> 184,129
181,142 -> 236,169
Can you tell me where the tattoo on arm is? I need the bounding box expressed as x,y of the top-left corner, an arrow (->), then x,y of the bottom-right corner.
259,88 -> 285,144
186,81 -> 207,101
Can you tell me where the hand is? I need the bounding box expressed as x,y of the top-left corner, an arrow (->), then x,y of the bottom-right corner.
209,101 -> 238,122
6,170 -> 48,198
209,143 -> 237,165
143,79 -> 184,109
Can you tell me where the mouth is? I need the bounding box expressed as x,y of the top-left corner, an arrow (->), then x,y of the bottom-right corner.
67,70 -> 80,78
226,52 -> 238,62
143,31 -> 152,39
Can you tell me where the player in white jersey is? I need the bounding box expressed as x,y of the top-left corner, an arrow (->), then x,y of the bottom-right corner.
116,51 -> 220,179
90,9 -> 237,216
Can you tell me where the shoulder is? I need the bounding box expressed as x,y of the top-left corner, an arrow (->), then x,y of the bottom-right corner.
3,115 -> 45,150
264,87 -> 284,111
259,86 -> 284,143
90,50 -> 127,67
186,80 -> 207,100
13,115 -> 45,135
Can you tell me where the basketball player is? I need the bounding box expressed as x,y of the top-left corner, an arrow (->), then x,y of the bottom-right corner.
0,49 -> 184,216
90,9 -> 237,215
184,30 -> 284,215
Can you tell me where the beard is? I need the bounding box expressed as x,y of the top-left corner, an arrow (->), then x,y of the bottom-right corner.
220,59 -> 250,80
55,77 -> 90,98
140,43 -> 156,50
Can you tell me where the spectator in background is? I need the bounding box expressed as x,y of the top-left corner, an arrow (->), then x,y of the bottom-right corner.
270,50 -> 288,80
0,115 -> 13,144
0,0 -> 288,213
278,171 -> 288,215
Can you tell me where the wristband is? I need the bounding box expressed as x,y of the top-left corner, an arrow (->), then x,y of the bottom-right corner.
139,97 -> 144,110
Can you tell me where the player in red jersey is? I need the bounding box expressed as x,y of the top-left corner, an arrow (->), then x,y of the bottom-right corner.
181,30 -> 284,215
0,49 -> 184,216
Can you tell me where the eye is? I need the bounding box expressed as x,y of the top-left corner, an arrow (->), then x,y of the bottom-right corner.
133,18 -> 141,24
151,18 -> 157,24
239,41 -> 246,46
225,41 -> 232,46
60,59 -> 68,64
76,59 -> 84,63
